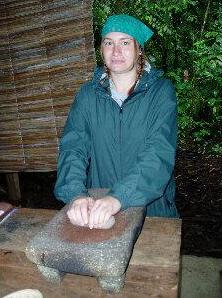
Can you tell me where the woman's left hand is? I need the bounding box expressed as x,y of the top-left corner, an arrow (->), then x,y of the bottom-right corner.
88,196 -> 121,229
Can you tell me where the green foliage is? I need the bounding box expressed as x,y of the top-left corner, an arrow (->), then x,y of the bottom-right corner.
93,0 -> 222,155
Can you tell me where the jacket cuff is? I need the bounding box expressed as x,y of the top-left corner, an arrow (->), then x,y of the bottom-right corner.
107,189 -> 129,210
54,188 -> 89,204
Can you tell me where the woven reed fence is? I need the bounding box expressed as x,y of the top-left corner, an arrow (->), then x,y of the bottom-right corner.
0,0 -> 95,172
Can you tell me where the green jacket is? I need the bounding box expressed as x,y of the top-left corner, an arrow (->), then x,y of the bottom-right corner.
54,67 -> 179,217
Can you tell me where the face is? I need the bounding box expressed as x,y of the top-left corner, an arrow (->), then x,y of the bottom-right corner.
101,32 -> 139,76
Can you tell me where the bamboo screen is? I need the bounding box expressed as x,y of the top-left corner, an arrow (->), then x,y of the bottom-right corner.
0,0 -> 95,172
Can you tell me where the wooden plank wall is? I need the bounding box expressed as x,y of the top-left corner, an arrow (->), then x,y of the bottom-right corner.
0,0 -> 95,172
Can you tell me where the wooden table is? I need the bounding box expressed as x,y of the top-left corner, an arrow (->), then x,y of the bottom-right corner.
0,208 -> 181,298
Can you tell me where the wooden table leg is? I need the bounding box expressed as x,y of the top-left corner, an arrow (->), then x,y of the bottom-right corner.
5,173 -> 21,205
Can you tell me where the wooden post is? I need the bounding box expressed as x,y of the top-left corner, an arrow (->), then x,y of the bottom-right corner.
5,173 -> 21,205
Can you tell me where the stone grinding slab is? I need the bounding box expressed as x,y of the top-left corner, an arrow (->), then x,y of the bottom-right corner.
25,189 -> 146,292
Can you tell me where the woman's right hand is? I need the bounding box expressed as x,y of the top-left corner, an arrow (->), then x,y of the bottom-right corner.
67,197 -> 94,227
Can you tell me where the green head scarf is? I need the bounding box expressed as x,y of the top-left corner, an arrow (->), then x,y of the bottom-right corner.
101,14 -> 154,47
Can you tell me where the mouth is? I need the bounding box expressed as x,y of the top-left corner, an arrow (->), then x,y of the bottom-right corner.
111,59 -> 124,64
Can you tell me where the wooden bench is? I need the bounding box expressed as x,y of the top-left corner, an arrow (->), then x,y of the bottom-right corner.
0,208 -> 181,298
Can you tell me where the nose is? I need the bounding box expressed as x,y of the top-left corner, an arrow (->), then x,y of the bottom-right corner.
113,43 -> 121,56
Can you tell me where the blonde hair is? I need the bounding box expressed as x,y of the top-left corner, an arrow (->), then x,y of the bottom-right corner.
128,42 -> 145,95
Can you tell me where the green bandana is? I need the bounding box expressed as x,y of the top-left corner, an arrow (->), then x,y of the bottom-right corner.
101,14 -> 154,47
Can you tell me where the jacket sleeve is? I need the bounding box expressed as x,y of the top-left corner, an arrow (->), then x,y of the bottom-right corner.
108,80 -> 177,209
54,88 -> 91,203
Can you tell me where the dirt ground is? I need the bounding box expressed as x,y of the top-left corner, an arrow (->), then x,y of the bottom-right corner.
0,148 -> 222,257
175,149 -> 222,257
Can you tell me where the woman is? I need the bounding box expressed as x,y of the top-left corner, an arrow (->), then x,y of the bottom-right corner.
54,14 -> 179,229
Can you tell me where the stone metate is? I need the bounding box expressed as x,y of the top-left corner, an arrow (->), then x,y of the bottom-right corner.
25,189 -> 146,293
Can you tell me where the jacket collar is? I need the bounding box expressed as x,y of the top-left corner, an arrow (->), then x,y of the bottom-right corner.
92,64 -> 164,97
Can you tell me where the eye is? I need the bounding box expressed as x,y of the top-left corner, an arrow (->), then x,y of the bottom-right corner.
103,40 -> 113,47
121,40 -> 131,46
122,41 -> 129,45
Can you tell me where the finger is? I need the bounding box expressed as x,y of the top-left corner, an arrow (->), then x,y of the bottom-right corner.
75,205 -> 85,226
88,208 -> 95,229
68,216 -> 79,226
98,207 -> 109,225
80,202 -> 89,225
67,204 -> 76,222
89,206 -> 102,229
93,205 -> 108,227
88,198 -> 95,213
95,215 -> 115,229
67,206 -> 79,226
103,216 -> 115,229
89,200 -> 101,229
94,206 -> 104,226
103,210 -> 112,225
89,200 -> 110,228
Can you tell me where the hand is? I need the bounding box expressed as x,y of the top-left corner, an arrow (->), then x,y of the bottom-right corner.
0,202 -> 13,216
67,197 -> 94,227
88,196 -> 121,229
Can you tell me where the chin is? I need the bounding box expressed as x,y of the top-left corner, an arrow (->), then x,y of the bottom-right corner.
111,67 -> 126,73
111,67 -> 135,75
109,64 -> 129,72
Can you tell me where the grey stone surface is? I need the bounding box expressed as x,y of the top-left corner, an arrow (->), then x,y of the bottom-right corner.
26,189 -> 146,293
37,265 -> 64,283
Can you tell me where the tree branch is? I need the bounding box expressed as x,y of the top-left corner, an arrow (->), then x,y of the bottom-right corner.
200,0 -> 211,38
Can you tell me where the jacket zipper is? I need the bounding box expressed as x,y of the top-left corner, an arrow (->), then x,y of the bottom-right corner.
119,107 -> 123,180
